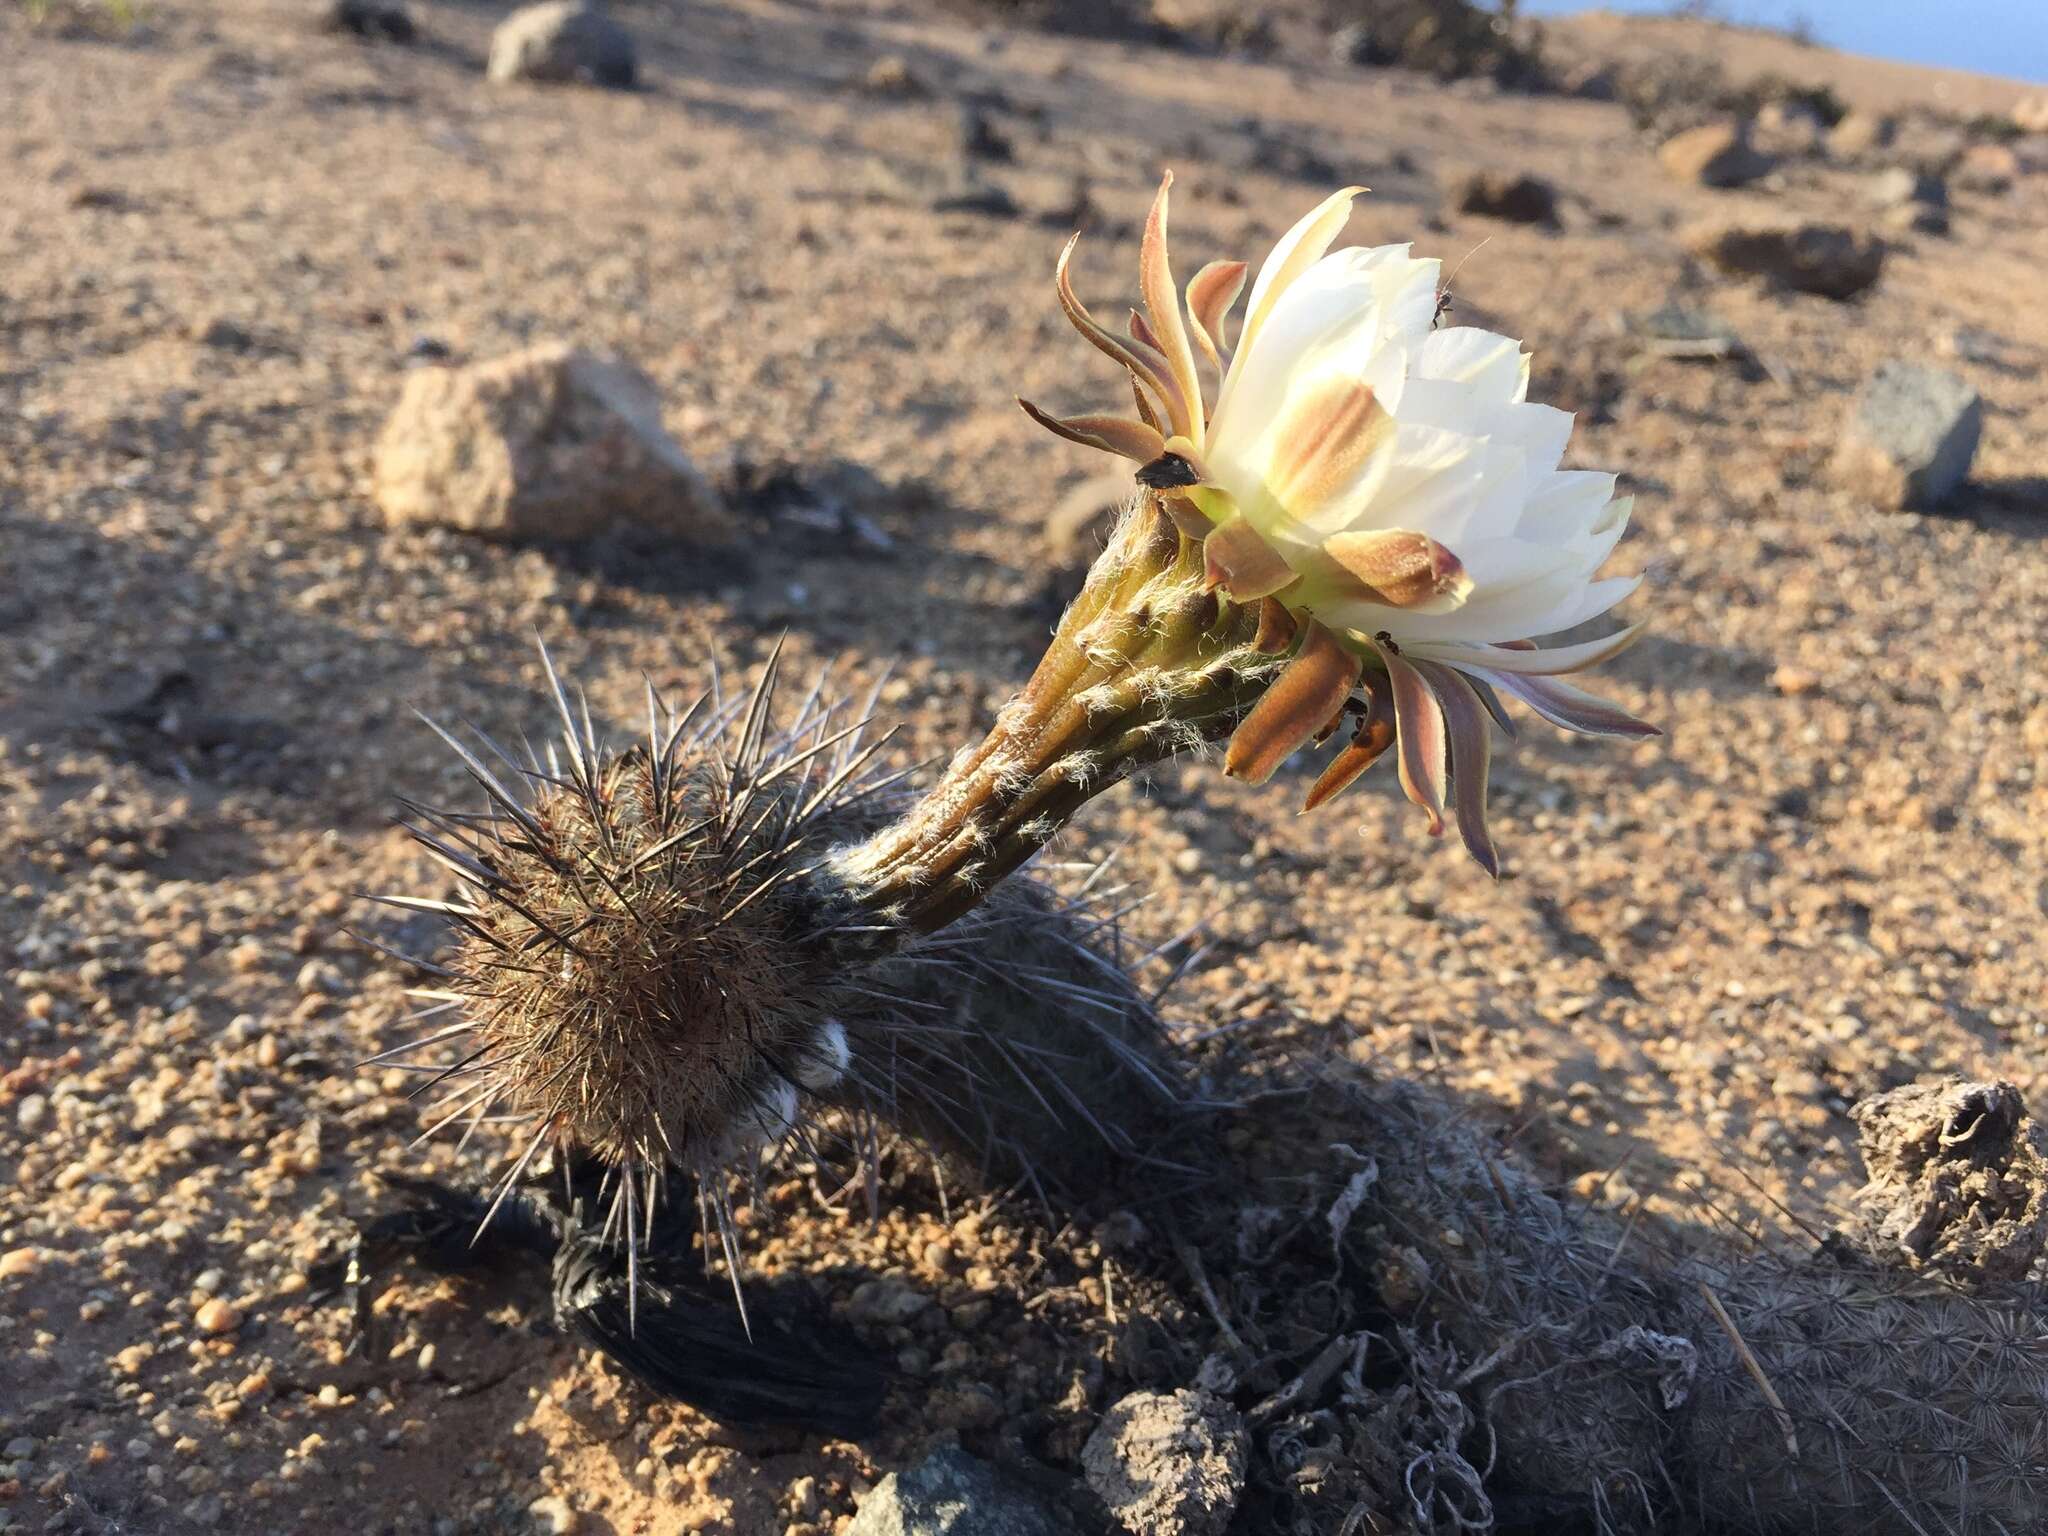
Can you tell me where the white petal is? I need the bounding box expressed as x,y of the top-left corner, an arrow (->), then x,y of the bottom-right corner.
1236,187 -> 1362,370
1493,402 -> 1575,471
1416,327 -> 1525,399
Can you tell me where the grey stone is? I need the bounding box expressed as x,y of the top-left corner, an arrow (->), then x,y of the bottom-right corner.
488,3 -> 635,89
372,342 -> 728,542
1829,361 -> 1981,511
846,1447 -> 1067,1536
1082,1389 -> 1247,1536
1682,217 -> 1885,301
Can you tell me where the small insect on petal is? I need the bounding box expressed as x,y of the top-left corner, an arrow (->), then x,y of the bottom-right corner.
1225,621 -> 1362,786
1018,398 -> 1166,462
1203,515 -> 1297,603
1303,683 -> 1396,812
1321,529 -> 1472,612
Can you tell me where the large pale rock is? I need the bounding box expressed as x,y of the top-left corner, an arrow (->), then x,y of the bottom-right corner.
1683,216 -> 1884,300
487,2 -> 635,88
1083,1389 -> 1247,1536
1659,120 -> 1773,188
1828,361 -> 1981,511
372,343 -> 727,542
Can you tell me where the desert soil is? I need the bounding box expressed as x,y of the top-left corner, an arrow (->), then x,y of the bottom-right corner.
1,1 -> 2044,1533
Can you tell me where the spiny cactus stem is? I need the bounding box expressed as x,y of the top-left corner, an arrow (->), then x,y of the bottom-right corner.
840,495 -> 1276,936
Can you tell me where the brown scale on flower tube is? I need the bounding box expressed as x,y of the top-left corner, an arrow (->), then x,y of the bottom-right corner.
1223,621 -> 1362,786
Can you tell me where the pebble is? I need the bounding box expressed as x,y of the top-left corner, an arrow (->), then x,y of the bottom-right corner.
194,1299 -> 243,1336
0,1249 -> 40,1279
529,1494 -> 577,1532
845,1277 -> 930,1327
860,55 -> 928,100
16,1095 -> 47,1132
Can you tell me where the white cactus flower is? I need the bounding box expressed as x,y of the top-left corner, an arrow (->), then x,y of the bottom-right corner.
1021,174 -> 1656,873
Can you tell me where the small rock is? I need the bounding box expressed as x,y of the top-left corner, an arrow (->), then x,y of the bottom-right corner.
957,105 -> 1013,163
487,3 -> 635,89
1828,110 -> 1895,159
1828,361 -> 1981,511
1450,170 -> 1557,226
295,959 -> 342,996
846,1277 -> 930,1327
1753,98 -> 1825,157
1953,142 -> 2019,194
194,1299 -> 243,1336
1865,166 -> 1946,209
931,178 -> 1019,218
1770,665 -> 1818,697
372,342 -> 728,542
16,1095 -> 47,1133
1558,59 -> 1619,102
860,55 -> 927,100
1682,217 -> 1884,301
1658,120 -> 1773,188
0,1249 -> 40,1280
1083,1389 -> 1247,1536
3,1440 -> 34,1462
191,315 -> 254,351
528,1494 -> 577,1533
846,1446 -> 1065,1536
1882,202 -> 1949,237
322,0 -> 414,42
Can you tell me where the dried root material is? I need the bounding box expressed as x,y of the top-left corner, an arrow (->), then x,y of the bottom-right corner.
1215,1068 -> 2048,1536
1828,1076 -> 2048,1285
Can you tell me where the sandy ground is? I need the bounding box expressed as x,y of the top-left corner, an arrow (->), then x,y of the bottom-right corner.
1,1 -> 2045,1532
